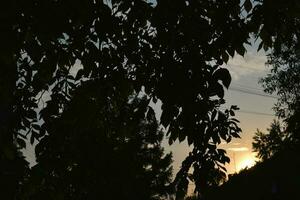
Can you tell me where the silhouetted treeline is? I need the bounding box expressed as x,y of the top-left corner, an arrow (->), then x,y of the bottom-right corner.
1,0 -> 300,199
206,146 -> 300,200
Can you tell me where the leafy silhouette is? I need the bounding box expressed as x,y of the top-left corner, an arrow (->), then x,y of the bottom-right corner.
19,86 -> 173,200
1,0 -> 300,199
206,148 -> 300,200
252,120 -> 289,161
261,41 -> 300,145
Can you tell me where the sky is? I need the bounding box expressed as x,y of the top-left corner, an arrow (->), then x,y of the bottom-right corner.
156,45 -> 277,177
22,41 -> 277,184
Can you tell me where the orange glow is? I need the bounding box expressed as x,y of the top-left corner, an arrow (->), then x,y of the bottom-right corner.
237,156 -> 256,171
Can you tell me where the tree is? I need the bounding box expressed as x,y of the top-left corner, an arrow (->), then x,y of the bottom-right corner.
260,39 -> 300,145
10,1 -> 244,198
19,87 -> 173,200
252,120 -> 289,160
2,0 -> 300,199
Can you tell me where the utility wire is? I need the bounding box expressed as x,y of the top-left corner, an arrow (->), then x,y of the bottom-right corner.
220,106 -> 274,117
231,83 -> 262,91
229,87 -> 278,99
229,64 -> 267,72
236,109 -> 274,117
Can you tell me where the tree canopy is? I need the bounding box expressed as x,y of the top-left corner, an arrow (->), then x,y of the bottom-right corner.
19,91 -> 173,200
261,42 -> 300,144
1,0 -> 300,199
252,120 -> 290,161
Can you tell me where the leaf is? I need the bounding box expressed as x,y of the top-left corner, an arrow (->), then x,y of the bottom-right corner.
257,41 -> 264,52
220,155 -> 230,164
152,96 -> 157,104
75,69 -> 84,80
230,105 -> 239,110
178,132 -> 186,142
160,109 -> 172,127
27,109 -> 37,119
227,48 -> 235,58
217,149 -> 226,155
222,51 -> 229,63
146,106 -> 155,121
187,135 -> 193,146
244,0 -> 252,13
231,131 -> 241,138
215,82 -> 225,99
213,68 -> 231,89
236,45 -> 246,56
17,138 -> 26,149
212,132 -> 221,144
30,130 -> 39,144
32,124 -> 40,131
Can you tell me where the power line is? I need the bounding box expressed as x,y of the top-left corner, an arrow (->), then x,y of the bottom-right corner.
236,109 -> 274,116
220,106 -> 275,117
229,64 -> 267,72
229,87 -> 277,99
231,83 -> 262,92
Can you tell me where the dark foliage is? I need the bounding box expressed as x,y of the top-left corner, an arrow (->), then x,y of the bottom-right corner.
18,87 -> 173,200
206,149 -> 300,200
261,41 -> 300,144
252,120 -> 291,161
1,0 -> 300,199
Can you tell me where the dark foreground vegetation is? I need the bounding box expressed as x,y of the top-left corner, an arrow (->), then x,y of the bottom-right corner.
1,0 -> 300,199
207,28 -> 300,200
207,148 -> 300,200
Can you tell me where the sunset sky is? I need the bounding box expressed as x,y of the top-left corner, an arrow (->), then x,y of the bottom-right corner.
23,41 -> 277,179
159,43 -> 277,175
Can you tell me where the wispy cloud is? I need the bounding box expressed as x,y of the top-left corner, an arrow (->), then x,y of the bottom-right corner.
225,51 -> 268,81
227,147 -> 249,152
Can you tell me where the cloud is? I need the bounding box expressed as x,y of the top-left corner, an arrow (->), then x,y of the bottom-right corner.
227,147 -> 249,152
225,51 -> 268,81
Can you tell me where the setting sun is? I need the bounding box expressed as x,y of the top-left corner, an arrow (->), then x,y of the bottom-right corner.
237,157 -> 256,171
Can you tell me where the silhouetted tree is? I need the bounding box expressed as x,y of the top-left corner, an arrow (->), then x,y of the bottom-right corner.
252,120 -> 289,160
205,147 -> 300,200
2,0 -> 300,199
261,39 -> 300,145
19,85 -> 173,200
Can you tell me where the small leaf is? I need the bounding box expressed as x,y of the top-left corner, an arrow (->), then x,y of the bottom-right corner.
236,45 -> 246,56
17,138 -> 26,149
231,131 -> 241,138
257,41 -> 264,51
222,51 -> 229,63
244,0 -> 252,13
75,69 -> 84,80
152,96 -> 157,104
215,83 -> 225,99
213,68 -> 231,89
227,48 -> 235,58
32,124 -> 40,131
30,131 -> 39,144
178,132 -> 186,142
187,135 -> 193,146
230,105 -> 239,110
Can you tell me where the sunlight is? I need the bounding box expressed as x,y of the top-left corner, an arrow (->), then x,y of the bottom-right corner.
237,157 -> 256,171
